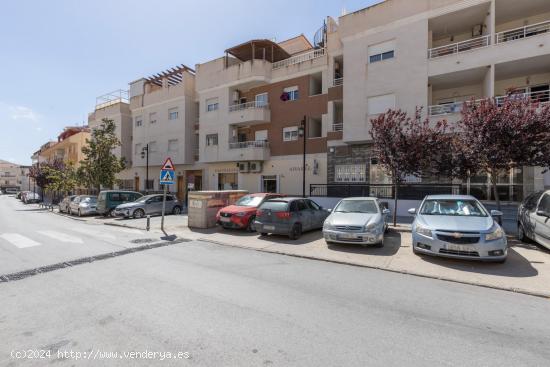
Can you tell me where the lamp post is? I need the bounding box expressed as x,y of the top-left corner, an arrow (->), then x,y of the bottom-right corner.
298,115 -> 307,198
141,144 -> 149,194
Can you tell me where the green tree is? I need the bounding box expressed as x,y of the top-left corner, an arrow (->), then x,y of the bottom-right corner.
79,118 -> 125,192
42,162 -> 79,196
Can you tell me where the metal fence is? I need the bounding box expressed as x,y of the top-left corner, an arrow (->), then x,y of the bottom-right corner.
310,183 -> 463,200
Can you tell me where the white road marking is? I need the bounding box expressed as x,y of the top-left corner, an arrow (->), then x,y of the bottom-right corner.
68,227 -> 117,240
0,233 -> 41,248
37,230 -> 84,244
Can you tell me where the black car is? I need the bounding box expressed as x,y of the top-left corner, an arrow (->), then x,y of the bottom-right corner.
517,190 -> 550,250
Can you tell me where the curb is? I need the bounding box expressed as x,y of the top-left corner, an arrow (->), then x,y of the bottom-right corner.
194,237 -> 550,300
104,222 -> 145,231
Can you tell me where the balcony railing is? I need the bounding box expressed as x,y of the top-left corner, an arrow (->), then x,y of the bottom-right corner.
333,77 -> 343,87
428,99 -> 484,116
428,35 -> 490,59
495,90 -> 550,106
228,101 -> 269,112
228,140 -> 269,149
272,48 -> 326,70
331,123 -> 343,132
496,20 -> 550,44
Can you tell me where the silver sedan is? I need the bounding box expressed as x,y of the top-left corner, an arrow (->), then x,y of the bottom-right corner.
69,195 -> 98,216
323,197 -> 390,247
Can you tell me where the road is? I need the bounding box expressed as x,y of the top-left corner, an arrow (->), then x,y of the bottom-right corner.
1,195 -> 550,366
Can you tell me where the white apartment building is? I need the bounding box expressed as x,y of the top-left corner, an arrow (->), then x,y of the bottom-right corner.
0,160 -> 30,192
327,0 -> 550,202
129,65 -> 199,199
88,90 -> 134,189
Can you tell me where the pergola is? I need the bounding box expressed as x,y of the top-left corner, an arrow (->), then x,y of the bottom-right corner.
224,39 -> 290,67
145,64 -> 195,87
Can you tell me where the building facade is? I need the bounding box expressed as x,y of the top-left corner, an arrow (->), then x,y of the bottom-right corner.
39,127 -> 91,167
0,160 -> 30,191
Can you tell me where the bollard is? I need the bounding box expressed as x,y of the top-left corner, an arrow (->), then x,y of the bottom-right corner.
146,215 -> 151,231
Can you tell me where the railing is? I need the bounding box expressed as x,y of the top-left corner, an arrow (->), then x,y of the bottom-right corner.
95,89 -> 129,109
333,77 -> 343,86
428,99 -> 484,116
495,90 -> 550,106
228,140 -> 269,149
228,101 -> 269,112
272,48 -> 326,70
310,183 -> 464,200
496,20 -> 550,44
331,123 -> 343,132
428,35 -> 490,59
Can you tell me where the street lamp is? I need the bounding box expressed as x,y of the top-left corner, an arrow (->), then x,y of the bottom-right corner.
141,144 -> 149,194
298,115 -> 307,198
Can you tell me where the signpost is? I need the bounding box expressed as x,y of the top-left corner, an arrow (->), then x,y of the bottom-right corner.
159,157 -> 175,232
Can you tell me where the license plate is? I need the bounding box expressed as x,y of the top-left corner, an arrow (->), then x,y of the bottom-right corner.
446,244 -> 474,252
338,233 -> 356,239
264,225 -> 275,231
220,217 -> 231,222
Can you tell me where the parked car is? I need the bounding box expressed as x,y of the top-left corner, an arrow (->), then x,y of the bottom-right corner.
59,195 -> 78,213
5,188 -> 18,195
254,197 -> 330,240
518,190 -> 550,250
216,193 -> 284,231
323,197 -> 390,247
23,192 -> 41,204
409,195 -> 507,263
69,195 -> 97,216
113,194 -> 182,219
97,190 -> 142,217
19,191 -> 30,201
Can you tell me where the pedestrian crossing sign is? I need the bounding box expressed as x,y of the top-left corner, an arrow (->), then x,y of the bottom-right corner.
159,169 -> 175,185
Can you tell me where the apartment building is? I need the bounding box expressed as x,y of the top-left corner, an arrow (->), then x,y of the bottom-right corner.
129,65 -> 199,199
0,160 -> 30,191
88,90 -> 134,189
39,126 -> 91,167
327,0 -> 550,202
195,25 -> 344,196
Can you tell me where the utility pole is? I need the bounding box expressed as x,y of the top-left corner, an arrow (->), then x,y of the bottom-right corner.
299,115 -> 307,198
141,144 -> 149,194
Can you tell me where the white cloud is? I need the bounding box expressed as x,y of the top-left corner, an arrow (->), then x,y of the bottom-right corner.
9,105 -> 41,122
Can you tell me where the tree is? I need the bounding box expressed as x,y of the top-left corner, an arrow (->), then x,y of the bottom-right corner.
28,159 -> 64,192
370,108 -> 449,225
79,118 -> 125,192
42,162 -> 79,196
456,96 -> 550,210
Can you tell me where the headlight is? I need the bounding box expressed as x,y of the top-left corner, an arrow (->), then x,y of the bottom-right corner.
364,222 -> 377,232
416,223 -> 432,238
323,221 -> 332,230
485,226 -> 504,241
81,203 -> 89,207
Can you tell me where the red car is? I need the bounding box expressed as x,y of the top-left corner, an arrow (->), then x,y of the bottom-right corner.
216,193 -> 283,231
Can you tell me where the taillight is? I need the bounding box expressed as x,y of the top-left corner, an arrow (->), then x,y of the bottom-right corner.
276,211 -> 291,219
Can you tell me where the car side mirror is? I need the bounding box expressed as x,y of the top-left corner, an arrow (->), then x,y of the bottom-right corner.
536,210 -> 549,218
382,208 -> 390,215
408,208 -> 416,215
490,210 -> 503,217
327,208 -> 332,213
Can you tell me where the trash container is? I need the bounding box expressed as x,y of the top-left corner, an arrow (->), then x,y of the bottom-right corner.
188,190 -> 248,229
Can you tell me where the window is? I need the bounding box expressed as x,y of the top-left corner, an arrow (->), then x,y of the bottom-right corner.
367,94 -> 395,115
284,86 -> 299,101
145,180 -> 155,190
306,200 -> 321,210
206,98 -> 219,112
335,164 -> 367,183
168,139 -> 178,152
283,126 -> 299,142
206,134 -> 218,146
148,141 -> 157,152
255,93 -> 268,107
307,117 -> 322,138
135,116 -> 143,127
368,40 -> 395,63
297,200 -> 308,211
149,112 -> 157,124
261,175 -> 277,193
539,194 -> 550,213
218,173 -> 237,190
135,143 -> 142,156
168,108 -> 179,120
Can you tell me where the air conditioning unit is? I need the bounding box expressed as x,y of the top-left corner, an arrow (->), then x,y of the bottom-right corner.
249,161 -> 263,173
238,162 -> 249,173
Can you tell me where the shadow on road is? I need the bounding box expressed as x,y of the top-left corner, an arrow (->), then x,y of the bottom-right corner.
255,229 -> 323,245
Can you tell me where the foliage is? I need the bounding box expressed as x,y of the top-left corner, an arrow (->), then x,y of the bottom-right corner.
28,159 -> 64,189
42,162 -> 79,194
79,118 -> 125,191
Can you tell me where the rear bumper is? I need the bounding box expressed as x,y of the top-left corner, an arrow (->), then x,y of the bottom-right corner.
254,221 -> 291,235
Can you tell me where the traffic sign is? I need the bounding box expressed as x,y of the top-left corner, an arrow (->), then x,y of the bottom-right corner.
160,169 -> 175,185
161,157 -> 175,171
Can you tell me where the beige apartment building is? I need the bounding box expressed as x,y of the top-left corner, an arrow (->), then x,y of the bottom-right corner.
326,0 -> 550,203
0,160 -> 30,191
39,126 -> 91,167
88,90 -> 134,189
129,65 -> 199,199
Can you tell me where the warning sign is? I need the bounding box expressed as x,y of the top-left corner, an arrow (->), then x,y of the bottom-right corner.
161,157 -> 175,171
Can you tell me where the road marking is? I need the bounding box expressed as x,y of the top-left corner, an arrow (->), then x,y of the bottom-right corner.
0,233 -> 41,248
37,230 -> 84,244
68,227 -> 117,240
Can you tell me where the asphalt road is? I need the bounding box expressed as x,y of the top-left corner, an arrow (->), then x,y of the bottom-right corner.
1,195 -> 549,366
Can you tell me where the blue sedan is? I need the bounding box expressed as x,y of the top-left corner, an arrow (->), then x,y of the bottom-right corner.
409,195 -> 507,263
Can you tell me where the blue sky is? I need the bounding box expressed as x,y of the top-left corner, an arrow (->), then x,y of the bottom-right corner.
0,0 -> 379,165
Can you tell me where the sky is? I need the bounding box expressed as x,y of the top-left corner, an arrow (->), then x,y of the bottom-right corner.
0,0 -> 379,166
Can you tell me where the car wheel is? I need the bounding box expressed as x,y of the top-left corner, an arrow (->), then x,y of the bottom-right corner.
289,223 -> 302,240
246,216 -> 256,232
69,208 -> 73,216
108,209 -> 116,217
260,232 -> 268,237
133,209 -> 145,219
518,223 -> 530,243
172,206 -> 182,215
412,245 -> 420,255
78,209 -> 82,217
374,239 -> 384,248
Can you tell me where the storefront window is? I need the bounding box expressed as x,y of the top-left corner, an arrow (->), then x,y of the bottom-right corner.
261,175 -> 277,193
218,173 -> 237,190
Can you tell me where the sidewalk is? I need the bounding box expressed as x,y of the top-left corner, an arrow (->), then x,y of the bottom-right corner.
93,212 -> 550,298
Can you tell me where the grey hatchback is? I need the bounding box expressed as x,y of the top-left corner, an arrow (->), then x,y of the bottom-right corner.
254,197 -> 330,240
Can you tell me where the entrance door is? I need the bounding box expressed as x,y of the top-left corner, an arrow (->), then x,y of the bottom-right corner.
134,177 -> 140,192
177,176 -> 184,201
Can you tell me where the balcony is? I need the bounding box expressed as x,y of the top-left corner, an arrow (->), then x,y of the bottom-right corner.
333,77 -> 343,86
227,101 -> 270,125
428,35 -> 490,59
331,123 -> 343,132
496,20 -> 550,44
272,48 -> 326,70
226,140 -> 270,161
495,90 -> 550,106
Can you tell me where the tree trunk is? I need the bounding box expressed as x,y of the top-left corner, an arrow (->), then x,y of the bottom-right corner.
393,180 -> 398,227
490,174 -> 501,211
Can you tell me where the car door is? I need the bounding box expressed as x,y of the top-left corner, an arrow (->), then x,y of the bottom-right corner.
70,197 -> 80,212
164,195 -> 175,213
295,200 -> 311,231
534,193 -> 550,249
306,199 -> 326,229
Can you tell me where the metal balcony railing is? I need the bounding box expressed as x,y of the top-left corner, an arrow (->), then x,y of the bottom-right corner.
228,101 -> 269,112
496,20 -> 550,44
495,90 -> 550,106
428,35 -> 490,59
333,77 -> 343,86
331,123 -> 343,132
428,99 -> 484,116
228,140 -> 269,149
272,48 -> 326,70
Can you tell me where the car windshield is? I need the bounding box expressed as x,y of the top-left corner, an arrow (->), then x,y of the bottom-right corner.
420,199 -> 488,217
82,197 -> 97,203
235,195 -> 264,207
334,200 -> 378,214
260,201 -> 289,212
